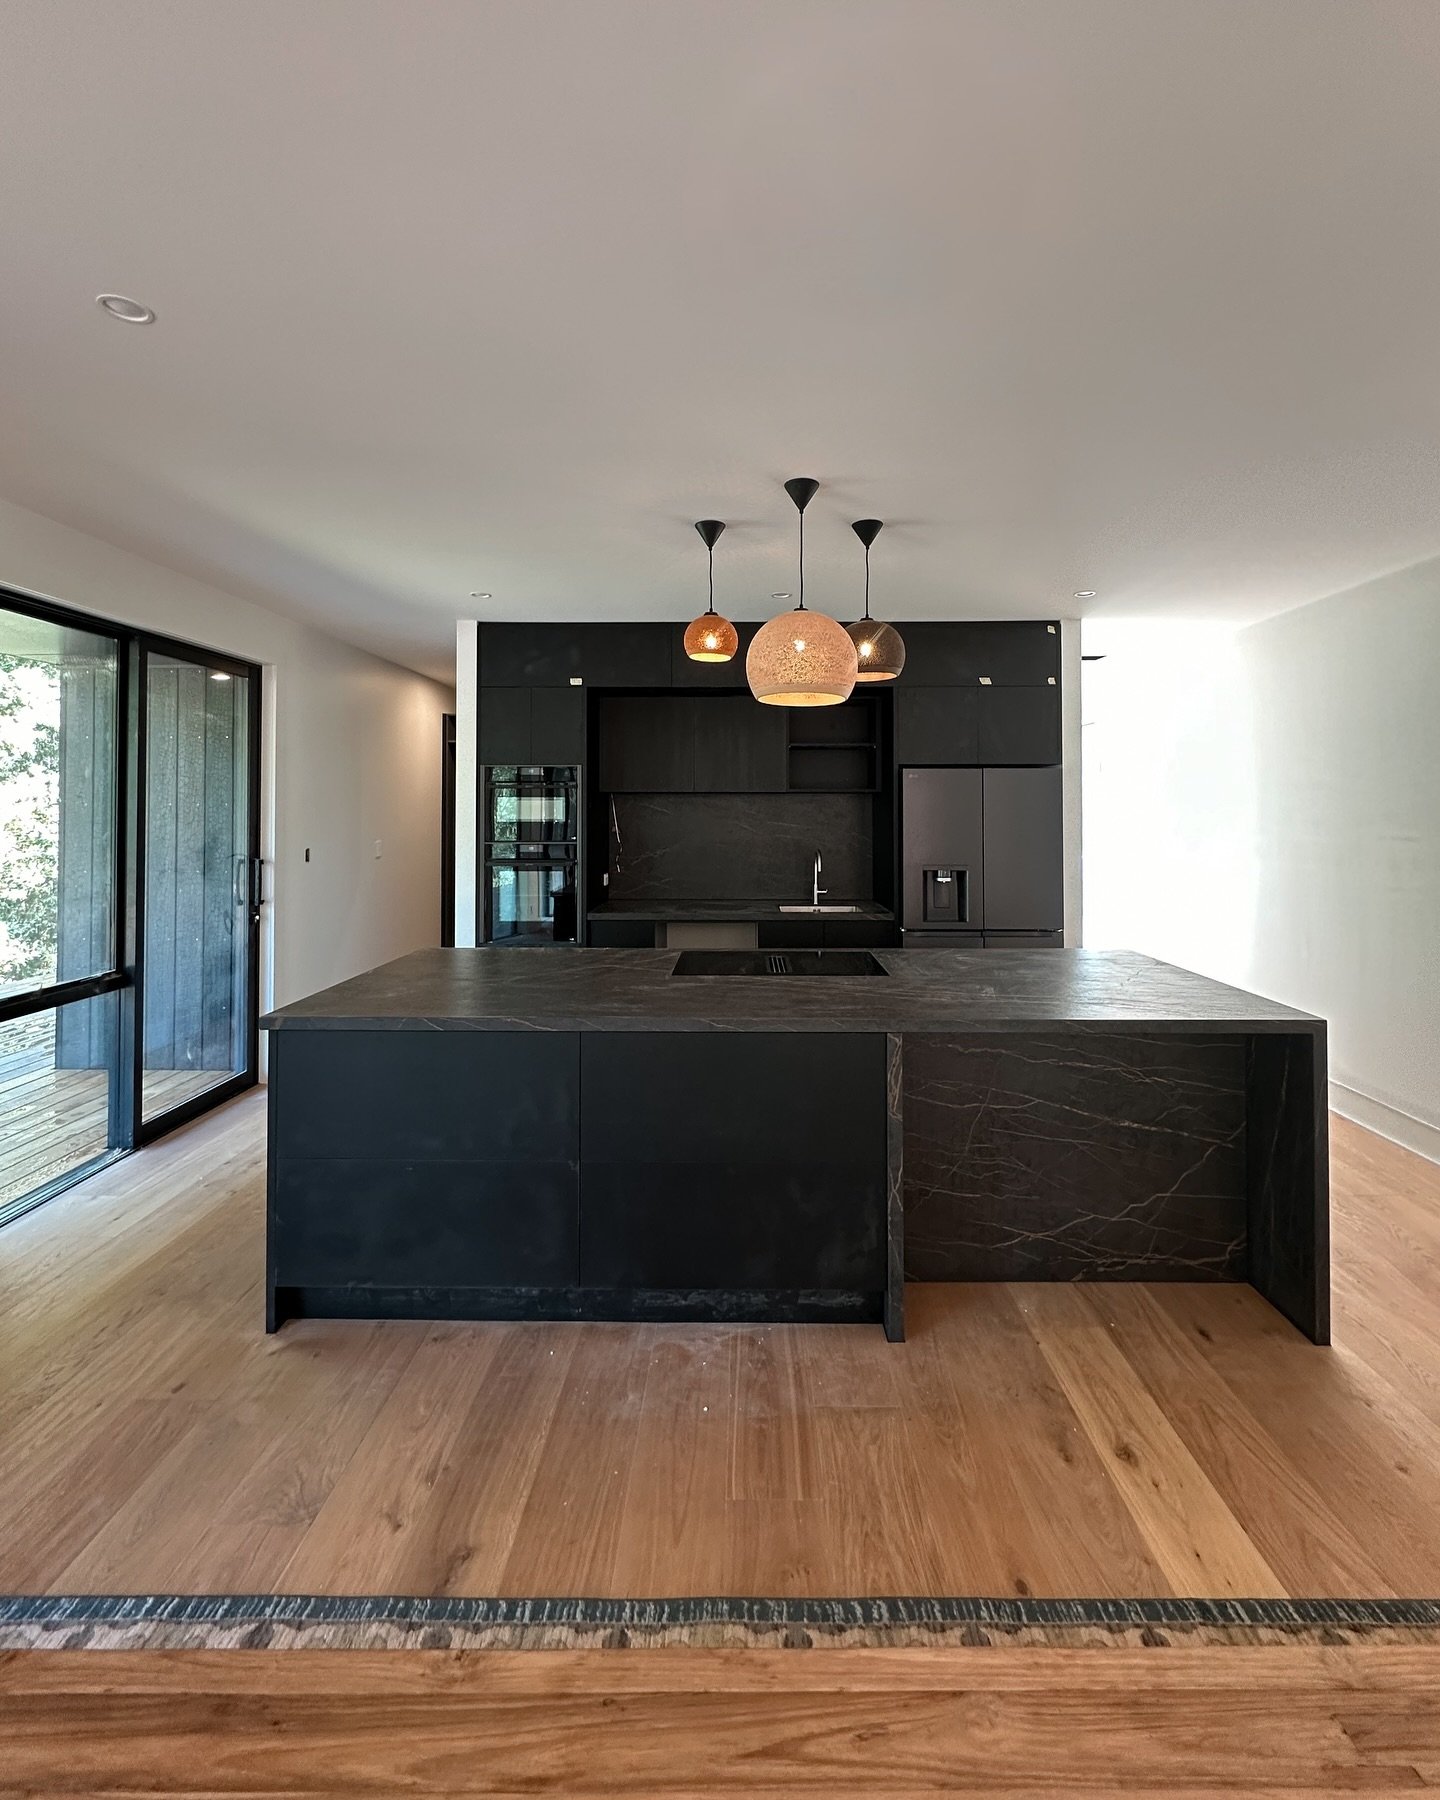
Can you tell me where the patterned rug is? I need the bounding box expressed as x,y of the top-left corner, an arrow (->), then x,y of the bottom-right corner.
4,1594 -> 1440,1650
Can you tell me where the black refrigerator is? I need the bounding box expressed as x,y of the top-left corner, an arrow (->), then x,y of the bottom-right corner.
900,766 -> 1063,947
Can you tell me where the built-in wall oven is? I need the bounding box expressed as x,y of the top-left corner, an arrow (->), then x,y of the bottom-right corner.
483,765 -> 579,944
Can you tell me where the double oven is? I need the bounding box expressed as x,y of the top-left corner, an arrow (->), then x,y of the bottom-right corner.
483,765 -> 579,944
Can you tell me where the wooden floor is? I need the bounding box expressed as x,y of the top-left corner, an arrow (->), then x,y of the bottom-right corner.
3,1644 -> 1439,1795
2,1092 -> 1440,1599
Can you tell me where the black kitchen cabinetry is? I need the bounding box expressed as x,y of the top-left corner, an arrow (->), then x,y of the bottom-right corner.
597,696 -> 695,791
579,1033 -> 886,1294
977,685 -> 1060,765
895,687 -> 979,764
480,623 -> 672,688
599,694 -> 786,793
757,918 -> 899,950
268,1026 -> 891,1330
589,919 -> 659,948
896,683 -> 1059,767
693,695 -> 787,792
268,1031 -> 580,1305
478,686 -> 584,764
896,621 -> 1059,686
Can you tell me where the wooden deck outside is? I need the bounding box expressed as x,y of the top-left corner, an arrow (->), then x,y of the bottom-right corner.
0,1013 -> 230,1211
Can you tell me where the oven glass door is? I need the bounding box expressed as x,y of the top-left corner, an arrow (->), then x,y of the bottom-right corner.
487,766 -> 577,847
488,856 -> 576,942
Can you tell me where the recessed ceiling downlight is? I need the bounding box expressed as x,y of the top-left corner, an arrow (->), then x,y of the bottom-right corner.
1073,589 -> 1097,599
470,592 -> 492,600
96,294 -> 155,324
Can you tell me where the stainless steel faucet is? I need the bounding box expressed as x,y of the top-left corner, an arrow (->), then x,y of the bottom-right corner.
813,848 -> 826,906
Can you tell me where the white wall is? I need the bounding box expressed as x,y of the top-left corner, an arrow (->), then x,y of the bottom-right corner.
0,495 -> 453,1015
1084,562 -> 1440,1158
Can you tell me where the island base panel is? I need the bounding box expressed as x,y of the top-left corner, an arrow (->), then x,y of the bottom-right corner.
270,1286 -> 882,1327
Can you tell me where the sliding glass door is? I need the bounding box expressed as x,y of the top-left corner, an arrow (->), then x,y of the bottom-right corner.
0,592 -> 261,1221
0,603 -> 124,1223
139,647 -> 259,1132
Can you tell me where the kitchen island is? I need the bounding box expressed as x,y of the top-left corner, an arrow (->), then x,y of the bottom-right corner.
260,947 -> 1328,1344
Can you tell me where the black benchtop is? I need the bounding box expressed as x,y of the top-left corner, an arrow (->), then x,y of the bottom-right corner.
586,899 -> 894,922
261,947 -> 1321,1036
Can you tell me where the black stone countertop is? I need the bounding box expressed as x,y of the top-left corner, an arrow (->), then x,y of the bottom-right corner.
261,947 -> 1323,1036
586,898 -> 894,922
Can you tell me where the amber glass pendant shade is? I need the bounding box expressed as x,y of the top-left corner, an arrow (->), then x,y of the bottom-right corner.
684,519 -> 737,663
845,518 -> 905,681
846,617 -> 906,681
684,612 -> 739,662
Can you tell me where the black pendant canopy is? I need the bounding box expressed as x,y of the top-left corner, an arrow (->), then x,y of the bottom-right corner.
846,517 -> 906,682
683,519 -> 738,663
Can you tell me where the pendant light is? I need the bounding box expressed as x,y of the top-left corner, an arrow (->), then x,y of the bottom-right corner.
845,520 -> 906,681
683,520 -> 739,663
746,478 -> 858,706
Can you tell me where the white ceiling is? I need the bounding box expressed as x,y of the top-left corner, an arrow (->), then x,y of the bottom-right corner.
3,0 -> 1440,682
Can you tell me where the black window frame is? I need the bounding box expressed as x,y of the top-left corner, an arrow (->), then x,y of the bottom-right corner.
0,583 -> 263,1206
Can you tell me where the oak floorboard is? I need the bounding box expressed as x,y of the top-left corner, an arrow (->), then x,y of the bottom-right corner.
1020,1284 -> 1287,1597
1,1094 -> 1440,1597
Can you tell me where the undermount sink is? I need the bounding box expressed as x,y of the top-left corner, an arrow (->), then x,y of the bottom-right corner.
777,903 -> 865,914
671,950 -> 889,978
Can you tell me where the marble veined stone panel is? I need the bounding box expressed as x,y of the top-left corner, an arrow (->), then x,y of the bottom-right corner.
903,1033 -> 1247,1281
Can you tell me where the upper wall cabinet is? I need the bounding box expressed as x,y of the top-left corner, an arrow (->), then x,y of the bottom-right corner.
478,687 -> 584,764
895,687 -> 980,765
597,693 -> 787,792
597,696 -> 696,791
976,685 -> 1060,765
896,622 -> 1059,686
479,624 -> 672,688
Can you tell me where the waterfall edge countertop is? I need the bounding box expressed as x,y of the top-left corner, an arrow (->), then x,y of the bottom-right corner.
260,945 -> 1321,1036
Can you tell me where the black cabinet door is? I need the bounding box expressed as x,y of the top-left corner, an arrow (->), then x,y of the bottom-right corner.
477,687 -> 532,763
757,919 -> 826,950
597,696 -> 695,791
671,621 -> 757,687
269,1031 -> 582,1289
529,687 -> 585,763
897,622 -> 1059,685
580,1033 -> 886,1291
479,624 -> 584,687
577,624 -> 672,687
691,695 -> 787,792
823,919 -> 900,950
977,685 -> 1061,764
588,918 -> 658,947
895,687 -> 979,764
480,623 -> 672,687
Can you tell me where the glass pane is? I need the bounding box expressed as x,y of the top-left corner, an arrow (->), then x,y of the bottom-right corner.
141,658 -> 252,1120
0,993 -> 120,1225
0,606 -> 118,999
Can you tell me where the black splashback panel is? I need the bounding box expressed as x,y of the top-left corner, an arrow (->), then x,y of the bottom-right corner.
607,793 -> 873,902
903,1032 -> 1247,1281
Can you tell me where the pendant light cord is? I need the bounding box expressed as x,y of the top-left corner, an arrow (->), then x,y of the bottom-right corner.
798,508 -> 807,611
864,541 -> 872,620
708,542 -> 715,617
